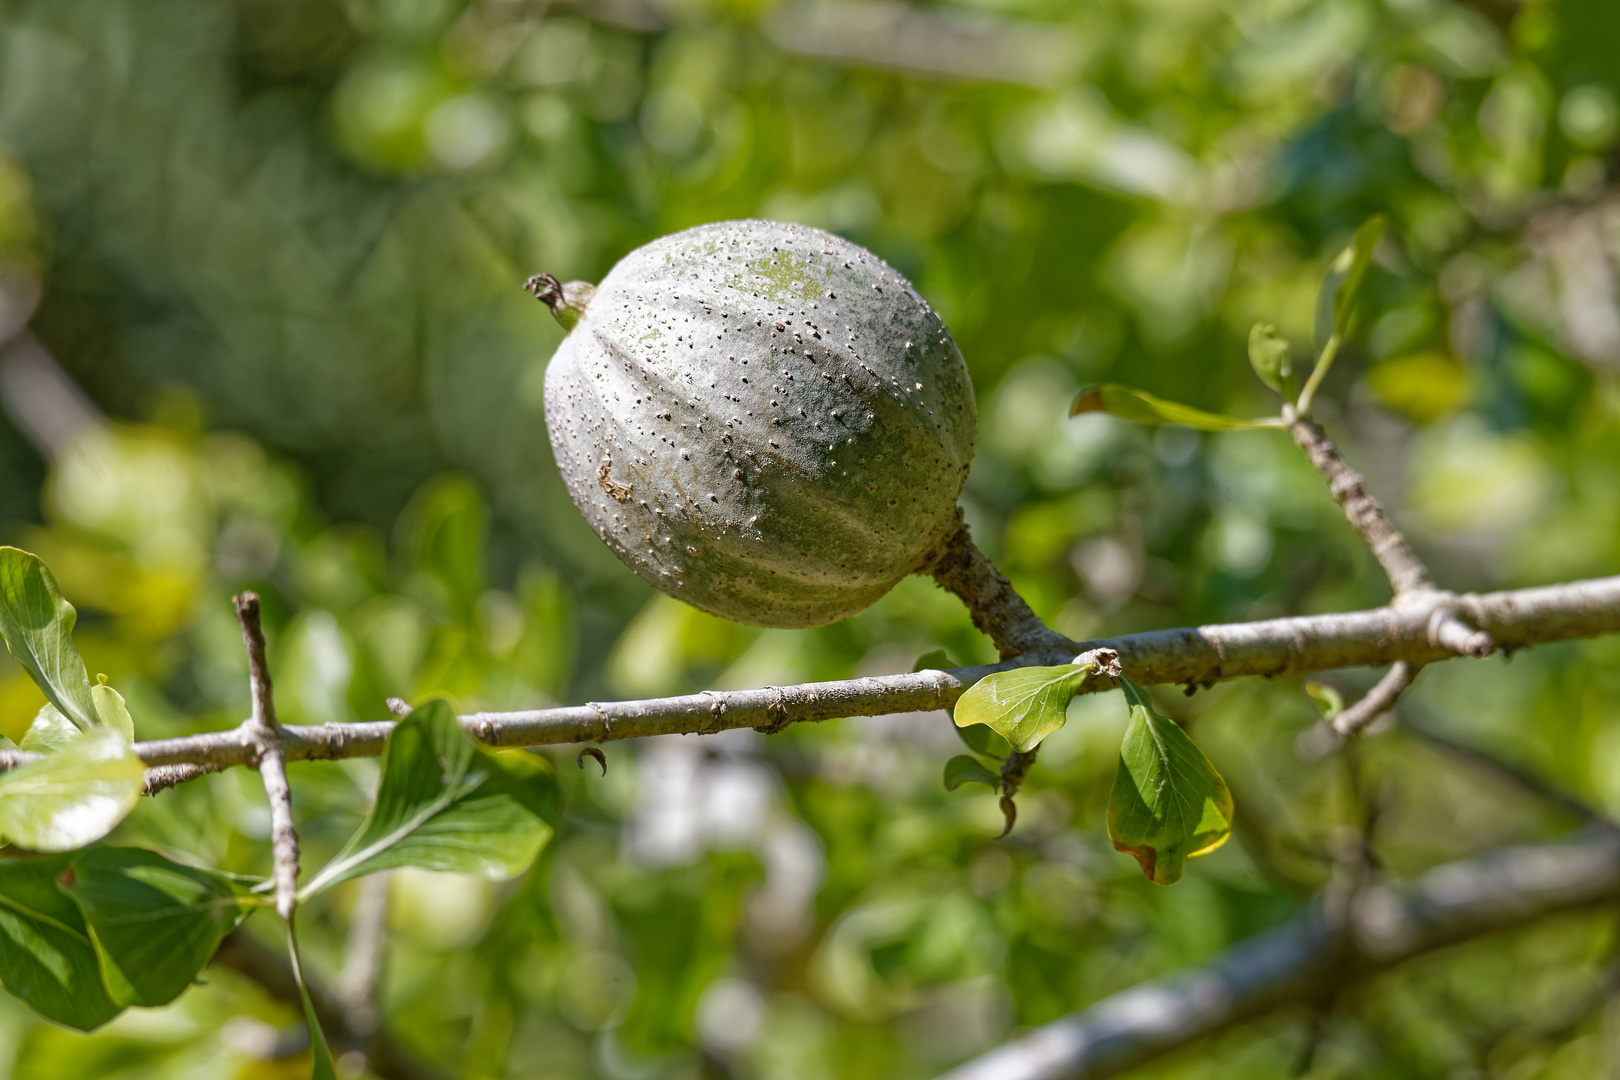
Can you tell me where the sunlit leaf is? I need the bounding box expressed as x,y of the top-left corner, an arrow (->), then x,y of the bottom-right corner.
0,731 -> 145,852
0,548 -> 98,732
63,846 -> 257,1008
955,662 -> 1098,753
287,919 -> 336,1080
19,705 -> 79,753
1314,214 -> 1386,349
1107,679 -> 1233,885
90,680 -> 134,742
1070,385 -> 1271,431
0,854 -> 123,1030
943,755 -> 1001,792
1247,323 -> 1295,398
299,699 -> 562,898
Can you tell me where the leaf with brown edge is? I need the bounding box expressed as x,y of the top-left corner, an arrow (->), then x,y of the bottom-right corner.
1107,678 -> 1233,885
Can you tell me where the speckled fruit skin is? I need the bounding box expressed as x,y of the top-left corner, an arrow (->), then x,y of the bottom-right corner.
542,220 -> 977,628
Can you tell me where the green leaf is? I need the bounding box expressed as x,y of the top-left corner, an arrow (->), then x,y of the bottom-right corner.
399,476 -> 488,623
286,918 -> 336,1080
943,755 -> 1001,792
1306,682 -> 1345,720
1247,324 -> 1295,398
1314,214 -> 1386,349
0,730 -> 145,852
0,548 -> 98,732
90,679 -> 134,742
299,699 -> 562,898
955,720 -> 1011,760
63,846 -> 258,1008
1070,385 -> 1271,432
954,662 -> 1097,753
1107,679 -> 1233,885
20,704 -> 79,753
911,648 -> 956,673
0,854 -> 123,1030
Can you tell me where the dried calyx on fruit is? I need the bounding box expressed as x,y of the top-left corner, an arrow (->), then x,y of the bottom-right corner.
532,219 -> 977,628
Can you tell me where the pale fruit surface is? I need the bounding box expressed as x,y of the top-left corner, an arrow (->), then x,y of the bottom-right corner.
543,219 -> 976,627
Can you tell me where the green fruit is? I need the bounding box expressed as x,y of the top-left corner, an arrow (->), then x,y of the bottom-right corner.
534,219 -> 977,628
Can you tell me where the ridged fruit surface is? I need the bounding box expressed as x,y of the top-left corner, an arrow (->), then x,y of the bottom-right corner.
542,219 -> 976,627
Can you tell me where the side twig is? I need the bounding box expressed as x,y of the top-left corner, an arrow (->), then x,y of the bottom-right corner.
337,872 -> 392,1054
927,511 -> 1078,659
235,592 -> 300,921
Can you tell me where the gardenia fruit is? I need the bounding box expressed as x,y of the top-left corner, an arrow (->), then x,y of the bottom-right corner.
533,219 -> 976,628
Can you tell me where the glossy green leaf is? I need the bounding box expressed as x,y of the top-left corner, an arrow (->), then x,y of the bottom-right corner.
287,919 -> 337,1080
19,705 -> 79,753
63,846 -> 258,1008
954,661 -> 1098,753
90,680 -> 134,742
943,755 -> 1001,792
1070,385 -> 1271,431
1107,679 -> 1234,885
955,720 -> 1011,760
0,854 -> 123,1030
0,731 -> 145,852
1247,323 -> 1295,398
1314,214 -> 1386,349
299,699 -> 562,898
0,548 -> 98,732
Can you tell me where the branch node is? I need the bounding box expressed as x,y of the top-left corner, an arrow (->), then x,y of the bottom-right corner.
234,592 -> 300,922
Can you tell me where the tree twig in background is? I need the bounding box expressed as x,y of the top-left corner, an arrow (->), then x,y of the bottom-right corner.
1332,661 -> 1417,739
337,872 -> 392,1052
1399,711 -> 1617,830
235,592 -> 300,921
933,830 -> 1620,1080
213,930 -> 446,1080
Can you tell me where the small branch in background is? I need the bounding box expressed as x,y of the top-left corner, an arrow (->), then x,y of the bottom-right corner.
336,873 -> 392,1055
1332,661 -> 1417,739
0,332 -> 102,460
213,931 -> 446,1080
1400,712 -> 1617,831
934,830 -> 1620,1080
235,592 -> 300,921
928,513 -> 1078,659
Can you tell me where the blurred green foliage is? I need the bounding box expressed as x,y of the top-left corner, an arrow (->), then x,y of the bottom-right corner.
0,0 -> 1618,1075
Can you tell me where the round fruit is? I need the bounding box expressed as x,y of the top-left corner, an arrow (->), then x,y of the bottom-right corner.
533,219 -> 976,628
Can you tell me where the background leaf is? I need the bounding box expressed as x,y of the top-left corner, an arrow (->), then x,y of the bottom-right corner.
0,855 -> 122,1031
955,663 -> 1096,753
1247,324 -> 1295,398
0,731 -> 145,852
1070,385 -> 1271,431
299,699 -> 562,898
1314,215 -> 1387,349
1107,679 -> 1234,885
943,755 -> 1001,792
0,548 -> 98,732
63,846 -> 257,1008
